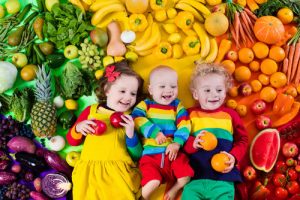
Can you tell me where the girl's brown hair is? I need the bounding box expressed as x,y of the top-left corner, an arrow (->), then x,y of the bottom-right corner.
190,63 -> 233,92
95,60 -> 144,104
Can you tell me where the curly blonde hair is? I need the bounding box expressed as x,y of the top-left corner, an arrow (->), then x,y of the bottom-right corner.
190,63 -> 233,92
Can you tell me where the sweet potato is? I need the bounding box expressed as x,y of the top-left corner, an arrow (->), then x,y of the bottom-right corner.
7,136 -> 36,154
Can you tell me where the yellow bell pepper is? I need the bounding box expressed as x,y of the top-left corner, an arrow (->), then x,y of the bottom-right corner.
174,11 -> 194,30
172,44 -> 183,59
182,36 -> 200,56
150,0 -> 169,10
129,14 -> 148,32
155,42 -> 172,59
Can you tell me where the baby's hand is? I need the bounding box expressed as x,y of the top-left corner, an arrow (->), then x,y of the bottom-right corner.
221,151 -> 235,173
192,131 -> 205,149
119,114 -> 135,138
75,120 -> 97,136
156,132 -> 167,145
166,143 -> 180,161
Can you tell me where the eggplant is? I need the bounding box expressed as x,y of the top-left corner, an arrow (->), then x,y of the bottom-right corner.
15,152 -> 48,173
43,150 -> 72,177
0,171 -> 16,185
30,191 -> 50,200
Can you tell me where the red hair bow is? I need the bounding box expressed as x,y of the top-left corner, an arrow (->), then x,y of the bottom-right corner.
105,65 -> 120,82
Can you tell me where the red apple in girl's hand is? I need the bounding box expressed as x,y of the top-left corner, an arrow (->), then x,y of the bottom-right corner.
93,120 -> 107,135
110,112 -> 124,128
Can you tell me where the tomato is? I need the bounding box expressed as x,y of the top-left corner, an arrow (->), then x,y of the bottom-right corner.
93,120 -> 107,135
286,181 -> 300,195
110,112 -> 124,128
275,187 -> 288,199
273,173 -> 287,187
287,168 -> 298,181
275,161 -> 288,173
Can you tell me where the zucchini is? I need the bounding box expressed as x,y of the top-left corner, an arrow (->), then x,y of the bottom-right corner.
15,152 -> 48,173
46,53 -> 66,69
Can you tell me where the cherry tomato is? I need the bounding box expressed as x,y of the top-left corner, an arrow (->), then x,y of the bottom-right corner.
275,187 -> 288,199
110,112 -> 124,128
275,161 -> 288,173
286,181 -> 300,195
93,120 -> 107,135
287,168 -> 298,181
273,173 -> 287,187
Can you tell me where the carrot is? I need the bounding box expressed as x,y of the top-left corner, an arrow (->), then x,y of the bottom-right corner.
234,12 -> 240,47
287,44 -> 295,84
230,25 -> 239,48
240,12 -> 254,44
239,21 -> 247,46
284,44 -> 290,58
282,58 -> 289,74
292,42 -> 300,83
243,10 -> 254,30
244,8 -> 257,21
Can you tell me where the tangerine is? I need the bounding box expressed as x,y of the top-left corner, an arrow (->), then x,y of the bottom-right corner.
226,99 -> 238,109
260,86 -> 277,102
260,58 -> 278,75
252,42 -> 269,59
221,60 -> 235,74
258,74 -> 270,85
211,153 -> 230,172
228,86 -> 238,97
236,104 -> 247,117
234,66 -> 251,82
277,7 -> 294,24
270,72 -> 287,88
285,86 -> 298,97
238,48 -> 254,64
269,46 -> 285,62
249,60 -> 260,72
250,79 -> 262,92
199,131 -> 218,151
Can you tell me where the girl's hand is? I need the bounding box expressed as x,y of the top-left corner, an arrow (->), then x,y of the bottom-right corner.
166,143 -> 180,161
120,114 -> 135,138
192,131 -> 205,149
221,151 -> 235,173
75,120 -> 97,136
156,132 -> 167,145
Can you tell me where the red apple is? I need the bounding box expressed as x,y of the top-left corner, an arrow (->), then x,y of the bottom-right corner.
282,142 -> 299,158
243,166 -> 257,181
255,115 -> 271,130
225,50 -> 238,61
110,112 -> 124,128
286,158 -> 295,166
93,120 -> 107,135
251,99 -> 267,115
238,83 -> 252,96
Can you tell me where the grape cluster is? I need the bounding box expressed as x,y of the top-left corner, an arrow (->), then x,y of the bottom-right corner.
5,182 -> 30,200
0,185 -> 8,200
16,123 -> 35,140
0,116 -> 20,138
279,121 -> 300,140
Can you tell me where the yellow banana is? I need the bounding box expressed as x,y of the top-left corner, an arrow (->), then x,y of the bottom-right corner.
136,48 -> 154,56
82,0 -> 95,5
181,28 -> 197,36
134,23 -> 161,52
178,0 -> 211,16
95,11 -> 128,28
90,0 -> 122,12
193,22 -> 210,58
91,3 -> 125,26
204,37 -> 218,63
175,2 -> 204,22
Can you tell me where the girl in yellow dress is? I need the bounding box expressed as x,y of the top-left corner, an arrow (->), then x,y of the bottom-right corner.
66,61 -> 144,200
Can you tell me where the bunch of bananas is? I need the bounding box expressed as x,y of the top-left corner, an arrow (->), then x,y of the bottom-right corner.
175,0 -> 211,22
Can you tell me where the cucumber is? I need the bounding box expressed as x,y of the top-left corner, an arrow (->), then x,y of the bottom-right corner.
46,53 -> 66,69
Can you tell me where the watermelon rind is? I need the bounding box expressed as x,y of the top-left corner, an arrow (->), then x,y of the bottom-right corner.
249,128 -> 280,172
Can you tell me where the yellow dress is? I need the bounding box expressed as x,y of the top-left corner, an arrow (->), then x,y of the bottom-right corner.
72,104 -> 141,200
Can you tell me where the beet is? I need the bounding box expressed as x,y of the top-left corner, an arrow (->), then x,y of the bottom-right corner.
42,173 -> 71,198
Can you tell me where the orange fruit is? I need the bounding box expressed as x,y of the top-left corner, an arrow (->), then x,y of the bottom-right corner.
258,74 -> 270,85
211,153 -> 230,172
238,48 -> 254,64
260,58 -> 278,75
250,79 -> 262,92
228,86 -> 238,97
252,42 -> 269,59
20,64 -> 38,81
221,60 -> 235,74
226,99 -> 238,109
65,99 -> 78,110
269,46 -> 285,62
234,66 -> 251,82
270,72 -> 287,88
199,131 -> 218,151
277,7 -> 294,24
285,86 -> 297,97
249,60 -> 260,72
236,104 -> 247,117
260,86 -> 277,102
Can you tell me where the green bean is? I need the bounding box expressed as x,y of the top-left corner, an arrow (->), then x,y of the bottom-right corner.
17,4 -> 32,22
33,43 -> 45,62
23,12 -> 39,25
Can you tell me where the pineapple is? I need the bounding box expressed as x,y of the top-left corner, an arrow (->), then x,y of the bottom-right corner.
31,65 -> 57,138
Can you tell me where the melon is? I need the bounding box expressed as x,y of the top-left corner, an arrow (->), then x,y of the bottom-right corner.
250,128 -> 280,172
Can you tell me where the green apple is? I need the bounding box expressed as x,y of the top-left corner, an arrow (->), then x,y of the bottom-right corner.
66,151 -> 80,167
12,53 -> 28,67
0,5 -> 5,19
5,0 -> 21,14
45,0 -> 59,11
64,45 -> 78,59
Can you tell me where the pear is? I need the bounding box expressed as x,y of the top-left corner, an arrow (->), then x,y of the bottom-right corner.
8,26 -> 25,46
45,0 -> 59,11
33,17 -> 44,40
90,28 -> 108,47
39,42 -> 55,56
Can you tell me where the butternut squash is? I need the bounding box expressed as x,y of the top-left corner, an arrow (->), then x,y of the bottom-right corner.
214,39 -> 232,63
106,21 -> 127,57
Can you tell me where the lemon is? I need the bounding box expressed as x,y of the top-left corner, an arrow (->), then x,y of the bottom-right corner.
95,69 -> 104,80
0,5 -> 5,18
125,51 -> 138,62
102,56 -> 114,67
206,0 -> 222,6
65,99 -> 78,110
45,0 -> 59,11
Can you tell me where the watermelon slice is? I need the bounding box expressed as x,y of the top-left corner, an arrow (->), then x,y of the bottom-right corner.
250,128 -> 280,172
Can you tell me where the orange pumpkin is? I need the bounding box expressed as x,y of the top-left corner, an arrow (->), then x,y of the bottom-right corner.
125,0 -> 149,14
253,16 -> 285,45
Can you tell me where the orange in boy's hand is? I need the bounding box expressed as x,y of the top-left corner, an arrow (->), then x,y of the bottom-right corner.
199,131 -> 218,151
211,153 -> 230,172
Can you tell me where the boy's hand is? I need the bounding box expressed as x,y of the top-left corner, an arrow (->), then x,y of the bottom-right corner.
119,114 -> 135,138
156,132 -> 167,145
192,131 -> 205,149
221,151 -> 235,173
75,120 -> 97,136
166,143 -> 180,161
